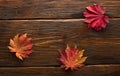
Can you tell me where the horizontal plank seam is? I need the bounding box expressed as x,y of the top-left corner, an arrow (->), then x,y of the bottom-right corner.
0,18 -> 120,20
0,18 -> 119,22
0,64 -> 120,68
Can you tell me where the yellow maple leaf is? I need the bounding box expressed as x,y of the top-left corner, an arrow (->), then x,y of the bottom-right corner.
8,33 -> 33,60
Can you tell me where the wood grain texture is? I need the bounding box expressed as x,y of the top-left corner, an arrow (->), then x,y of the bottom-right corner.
0,65 -> 120,76
0,0 -> 119,19
0,0 -> 119,76
0,19 -> 120,66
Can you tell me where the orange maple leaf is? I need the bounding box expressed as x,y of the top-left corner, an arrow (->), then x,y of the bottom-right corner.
8,33 -> 33,60
58,44 -> 87,70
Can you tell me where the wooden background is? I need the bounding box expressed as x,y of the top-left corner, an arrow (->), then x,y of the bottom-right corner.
0,0 -> 120,76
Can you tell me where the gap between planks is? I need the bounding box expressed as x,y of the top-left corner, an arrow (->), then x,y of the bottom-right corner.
0,64 -> 120,68
0,18 -> 119,22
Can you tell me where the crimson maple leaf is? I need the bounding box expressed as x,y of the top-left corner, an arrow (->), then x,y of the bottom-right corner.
83,4 -> 109,31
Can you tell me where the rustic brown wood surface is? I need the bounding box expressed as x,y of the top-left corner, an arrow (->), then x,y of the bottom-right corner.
0,19 -> 120,67
0,0 -> 119,19
0,65 -> 120,76
0,0 -> 120,76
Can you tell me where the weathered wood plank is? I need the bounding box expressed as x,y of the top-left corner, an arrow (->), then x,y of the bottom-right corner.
0,19 -> 120,66
0,19 -> 119,38
0,65 -> 120,76
0,0 -> 120,19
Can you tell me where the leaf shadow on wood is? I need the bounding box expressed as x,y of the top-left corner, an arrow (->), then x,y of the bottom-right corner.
71,12 -> 84,18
